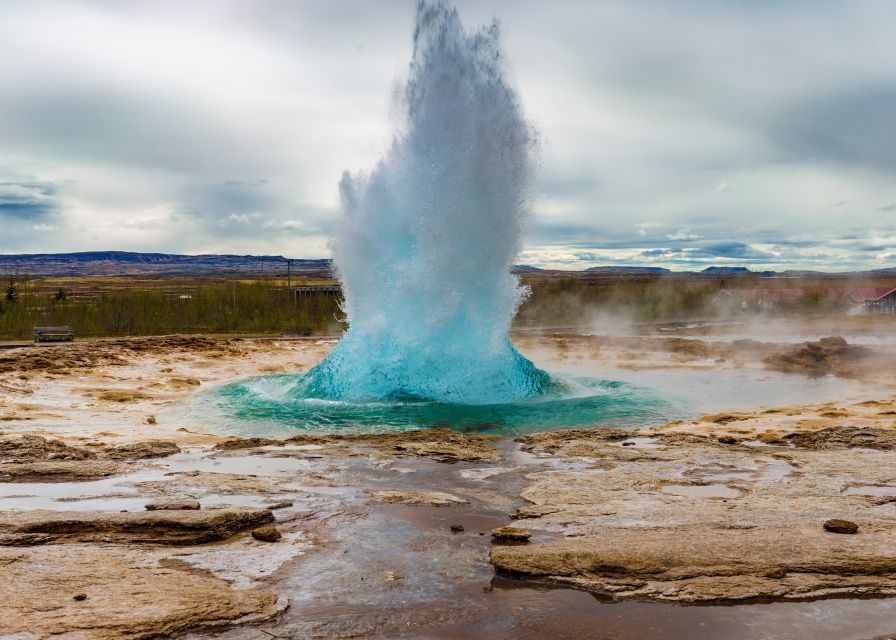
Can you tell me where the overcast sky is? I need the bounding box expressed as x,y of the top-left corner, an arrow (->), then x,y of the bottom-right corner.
1,0 -> 894,271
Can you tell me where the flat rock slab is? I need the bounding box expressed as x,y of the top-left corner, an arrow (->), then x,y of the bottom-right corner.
0,507 -> 274,546
491,525 -> 896,602
0,460 -> 130,482
0,545 -> 280,639
216,428 -> 499,463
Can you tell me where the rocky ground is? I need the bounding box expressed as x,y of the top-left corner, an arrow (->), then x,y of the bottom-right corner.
1,325 -> 896,638
494,422 -> 896,602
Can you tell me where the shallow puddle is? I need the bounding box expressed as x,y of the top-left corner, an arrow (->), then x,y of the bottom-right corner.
202,443 -> 896,640
661,484 -> 742,498
685,458 -> 795,483
0,447 -> 338,511
422,584 -> 896,640
566,367 -> 872,419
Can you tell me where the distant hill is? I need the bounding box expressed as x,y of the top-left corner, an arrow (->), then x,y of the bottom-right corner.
701,266 -> 751,275
0,251 -> 333,277
0,252 -> 892,280
585,266 -> 672,274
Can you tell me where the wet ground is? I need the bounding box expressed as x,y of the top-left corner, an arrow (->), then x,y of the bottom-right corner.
5,433 -> 896,639
189,441 -> 896,640
3,330 -> 896,638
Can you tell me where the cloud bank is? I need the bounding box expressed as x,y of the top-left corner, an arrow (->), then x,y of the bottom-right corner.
1,0 -> 894,271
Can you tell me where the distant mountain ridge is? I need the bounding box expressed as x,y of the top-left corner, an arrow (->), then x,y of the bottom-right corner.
585,266 -> 672,274
0,252 -> 893,279
0,251 -> 333,277
700,266 -> 751,275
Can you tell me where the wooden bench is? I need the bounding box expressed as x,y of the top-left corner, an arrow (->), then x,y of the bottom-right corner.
33,326 -> 74,343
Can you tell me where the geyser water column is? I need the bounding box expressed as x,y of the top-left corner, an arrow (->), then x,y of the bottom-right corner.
302,2 -> 550,405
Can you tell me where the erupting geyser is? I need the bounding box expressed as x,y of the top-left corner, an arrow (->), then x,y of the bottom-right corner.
301,2 -> 549,404
204,1 -> 669,434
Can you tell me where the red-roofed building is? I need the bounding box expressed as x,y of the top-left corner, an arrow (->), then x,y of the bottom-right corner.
843,287 -> 896,303
847,287 -> 896,313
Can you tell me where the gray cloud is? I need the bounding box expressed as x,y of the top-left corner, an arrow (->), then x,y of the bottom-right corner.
773,84 -> 896,171
0,180 -> 58,219
692,242 -> 773,260
0,0 -> 893,270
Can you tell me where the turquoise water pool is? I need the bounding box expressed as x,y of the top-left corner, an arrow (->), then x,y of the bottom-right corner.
190,373 -> 675,438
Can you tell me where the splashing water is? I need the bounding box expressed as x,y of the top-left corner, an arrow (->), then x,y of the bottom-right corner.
302,2 -> 548,405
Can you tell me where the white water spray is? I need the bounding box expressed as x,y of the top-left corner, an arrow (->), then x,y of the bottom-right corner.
301,1 -> 549,404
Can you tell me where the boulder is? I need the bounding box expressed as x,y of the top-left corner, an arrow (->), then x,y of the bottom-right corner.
251,525 -> 283,542
823,518 -> 859,534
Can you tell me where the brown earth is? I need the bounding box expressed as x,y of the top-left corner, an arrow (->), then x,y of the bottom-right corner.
134,471 -> 294,498
0,334 -> 246,375
515,330 -> 896,383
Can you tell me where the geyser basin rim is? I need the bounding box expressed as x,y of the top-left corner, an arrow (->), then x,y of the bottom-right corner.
244,371 -> 615,405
